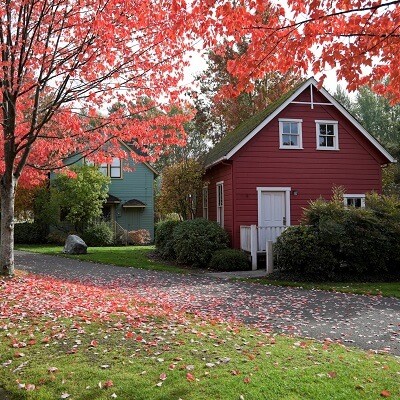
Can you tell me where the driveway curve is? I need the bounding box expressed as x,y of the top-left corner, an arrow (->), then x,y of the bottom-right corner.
15,250 -> 400,355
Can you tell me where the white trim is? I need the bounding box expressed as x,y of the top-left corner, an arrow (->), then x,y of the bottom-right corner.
216,181 -> 224,227
206,77 -> 395,166
343,194 -> 366,208
202,185 -> 209,219
316,83 -> 396,163
279,118 -> 303,149
316,120 -> 339,150
257,187 -> 291,227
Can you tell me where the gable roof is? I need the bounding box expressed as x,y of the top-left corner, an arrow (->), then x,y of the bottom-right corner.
204,77 -> 395,168
119,140 -> 159,176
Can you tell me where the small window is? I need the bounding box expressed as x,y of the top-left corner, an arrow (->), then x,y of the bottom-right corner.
279,119 -> 303,149
110,158 -> 122,178
344,194 -> 365,208
99,163 -> 108,176
316,120 -> 339,150
216,182 -> 224,227
99,158 -> 122,178
202,186 -> 208,219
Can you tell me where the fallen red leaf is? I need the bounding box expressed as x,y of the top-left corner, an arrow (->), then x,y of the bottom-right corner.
381,390 -> 391,398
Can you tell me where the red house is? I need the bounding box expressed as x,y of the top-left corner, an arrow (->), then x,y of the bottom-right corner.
201,78 -> 395,268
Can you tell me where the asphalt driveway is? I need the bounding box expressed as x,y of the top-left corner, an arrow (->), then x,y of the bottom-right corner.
15,250 -> 400,355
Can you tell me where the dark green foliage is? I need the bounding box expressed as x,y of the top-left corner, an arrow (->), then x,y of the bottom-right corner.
154,220 -> 181,260
274,226 -> 339,280
46,231 -> 69,245
275,194 -> 400,281
173,218 -> 229,268
209,249 -> 249,271
81,222 -> 114,247
14,222 -> 48,244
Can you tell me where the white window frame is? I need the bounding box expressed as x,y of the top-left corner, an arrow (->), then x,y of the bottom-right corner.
316,120 -> 339,150
343,194 -> 366,208
279,119 -> 303,149
202,186 -> 209,219
216,181 -> 224,228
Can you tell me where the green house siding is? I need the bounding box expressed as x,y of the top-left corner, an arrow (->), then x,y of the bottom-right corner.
109,159 -> 155,239
53,145 -> 156,240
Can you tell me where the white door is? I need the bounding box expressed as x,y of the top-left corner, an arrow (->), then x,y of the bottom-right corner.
260,191 -> 286,227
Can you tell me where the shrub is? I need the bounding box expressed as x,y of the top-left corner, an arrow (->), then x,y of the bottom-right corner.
46,230 -> 69,245
274,225 -> 339,280
275,194 -> 400,280
81,222 -> 114,246
173,218 -> 229,268
128,229 -> 151,245
209,249 -> 249,271
155,220 -> 181,259
14,222 -> 48,244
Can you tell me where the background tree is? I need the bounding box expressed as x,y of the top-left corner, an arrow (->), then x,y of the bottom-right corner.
156,159 -> 204,221
50,165 -> 110,234
192,42 -> 301,145
0,0 -> 193,276
334,84 -> 400,195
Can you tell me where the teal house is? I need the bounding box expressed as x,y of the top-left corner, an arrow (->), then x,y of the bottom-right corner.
100,142 -> 158,240
58,141 -> 158,241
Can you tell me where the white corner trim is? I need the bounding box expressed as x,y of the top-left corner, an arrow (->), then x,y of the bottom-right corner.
256,187 -> 291,227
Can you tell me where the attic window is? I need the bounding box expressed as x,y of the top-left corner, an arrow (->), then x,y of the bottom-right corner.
100,158 -> 122,178
316,120 -> 339,150
279,119 -> 303,149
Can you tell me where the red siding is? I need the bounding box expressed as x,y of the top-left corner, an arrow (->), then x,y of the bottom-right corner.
202,162 -> 234,244
205,86 -> 388,249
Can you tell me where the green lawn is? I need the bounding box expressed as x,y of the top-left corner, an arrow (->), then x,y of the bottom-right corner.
1,273 -> 399,400
16,244 -> 187,273
251,278 -> 400,299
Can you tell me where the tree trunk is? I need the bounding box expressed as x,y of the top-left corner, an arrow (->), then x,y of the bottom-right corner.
1,176 -> 16,277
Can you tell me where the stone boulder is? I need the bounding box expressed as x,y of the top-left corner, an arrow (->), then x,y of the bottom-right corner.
63,234 -> 88,254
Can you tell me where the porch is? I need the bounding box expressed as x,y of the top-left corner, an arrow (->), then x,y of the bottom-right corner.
240,225 -> 287,271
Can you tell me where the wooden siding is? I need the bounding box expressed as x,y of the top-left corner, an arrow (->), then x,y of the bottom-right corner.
202,162 -> 234,244
205,86 -> 388,249
108,156 -> 155,239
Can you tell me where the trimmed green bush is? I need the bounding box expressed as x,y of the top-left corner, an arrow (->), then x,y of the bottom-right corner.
81,222 -> 114,246
274,225 -> 339,280
275,193 -> 400,281
155,220 -> 181,259
14,222 -> 48,244
209,249 -> 249,271
173,218 -> 229,268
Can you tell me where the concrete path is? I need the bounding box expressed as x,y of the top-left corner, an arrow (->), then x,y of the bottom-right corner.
15,250 -> 400,355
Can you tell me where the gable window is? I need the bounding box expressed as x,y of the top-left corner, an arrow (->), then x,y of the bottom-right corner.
216,181 -> 224,227
110,158 -> 122,178
202,186 -> 209,219
100,158 -> 122,178
279,119 -> 303,149
316,120 -> 339,150
344,194 -> 365,208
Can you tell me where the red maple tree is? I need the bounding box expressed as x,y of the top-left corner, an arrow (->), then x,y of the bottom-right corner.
194,0 -> 400,101
0,0 -> 194,276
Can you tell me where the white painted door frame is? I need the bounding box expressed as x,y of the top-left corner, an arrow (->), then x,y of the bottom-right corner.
256,187 -> 291,227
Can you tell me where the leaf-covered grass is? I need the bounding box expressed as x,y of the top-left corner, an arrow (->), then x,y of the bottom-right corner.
250,278 -> 400,299
1,274 -> 399,400
16,244 -> 187,273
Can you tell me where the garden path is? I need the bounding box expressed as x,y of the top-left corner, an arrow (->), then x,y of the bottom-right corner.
15,250 -> 400,355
